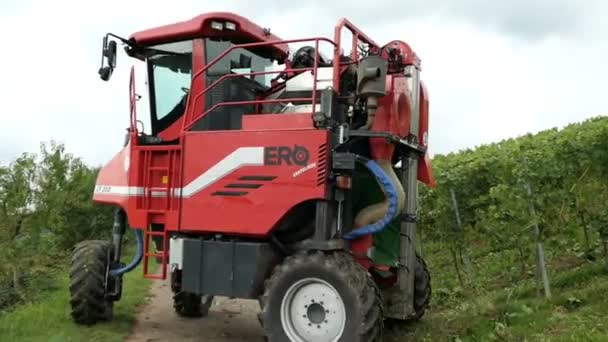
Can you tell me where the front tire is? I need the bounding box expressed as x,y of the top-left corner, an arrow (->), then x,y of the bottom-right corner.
260,251 -> 383,342
69,240 -> 113,325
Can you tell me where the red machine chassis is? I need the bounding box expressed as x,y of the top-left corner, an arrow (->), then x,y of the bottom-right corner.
93,13 -> 434,279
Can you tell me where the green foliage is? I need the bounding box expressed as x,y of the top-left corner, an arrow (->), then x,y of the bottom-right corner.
420,116 -> 608,276
412,115 -> 608,340
0,141 -> 111,312
0,246 -> 155,342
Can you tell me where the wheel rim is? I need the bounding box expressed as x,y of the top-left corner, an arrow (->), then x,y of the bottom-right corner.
280,277 -> 346,342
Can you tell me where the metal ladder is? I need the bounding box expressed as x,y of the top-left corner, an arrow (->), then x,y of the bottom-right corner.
140,148 -> 178,280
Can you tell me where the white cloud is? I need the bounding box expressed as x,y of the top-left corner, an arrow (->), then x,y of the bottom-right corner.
0,0 -> 606,165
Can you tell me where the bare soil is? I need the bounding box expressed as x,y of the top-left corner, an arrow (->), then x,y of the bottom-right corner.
126,278 -> 265,342
125,277 -> 415,341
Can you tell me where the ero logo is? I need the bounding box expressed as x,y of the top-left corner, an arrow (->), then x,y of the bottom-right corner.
264,145 -> 310,166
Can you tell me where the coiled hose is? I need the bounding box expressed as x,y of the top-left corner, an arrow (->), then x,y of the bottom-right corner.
109,228 -> 144,277
342,157 -> 401,240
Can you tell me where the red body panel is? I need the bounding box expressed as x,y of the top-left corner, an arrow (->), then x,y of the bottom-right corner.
93,143 -> 183,230
370,75 -> 411,161
417,82 -> 436,187
242,113 -> 315,130
93,144 -> 131,212
179,129 -> 327,236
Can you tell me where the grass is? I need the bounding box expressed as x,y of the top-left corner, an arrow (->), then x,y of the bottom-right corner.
0,247 -> 158,342
407,241 -> 608,341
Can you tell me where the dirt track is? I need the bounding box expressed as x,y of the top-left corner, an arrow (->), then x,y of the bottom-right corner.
126,278 -> 265,341
126,278 -> 414,341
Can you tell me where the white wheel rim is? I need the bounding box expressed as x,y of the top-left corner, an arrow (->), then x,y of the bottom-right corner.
280,277 -> 346,342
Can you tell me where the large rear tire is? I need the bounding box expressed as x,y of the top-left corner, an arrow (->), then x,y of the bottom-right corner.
260,251 -> 383,342
412,255 -> 431,320
69,240 -> 113,325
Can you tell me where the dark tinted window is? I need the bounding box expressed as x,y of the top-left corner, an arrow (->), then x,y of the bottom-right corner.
190,39 -> 275,131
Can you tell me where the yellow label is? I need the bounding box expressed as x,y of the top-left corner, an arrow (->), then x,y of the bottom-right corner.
161,175 -> 169,184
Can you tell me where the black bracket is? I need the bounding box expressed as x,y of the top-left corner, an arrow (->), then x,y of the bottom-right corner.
402,213 -> 417,223
332,152 -> 357,170
343,128 -> 426,154
295,239 -> 346,251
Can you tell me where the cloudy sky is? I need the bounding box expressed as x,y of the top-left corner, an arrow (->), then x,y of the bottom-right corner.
1,0 -> 606,167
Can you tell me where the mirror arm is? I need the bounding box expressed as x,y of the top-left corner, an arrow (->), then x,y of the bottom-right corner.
105,32 -> 132,46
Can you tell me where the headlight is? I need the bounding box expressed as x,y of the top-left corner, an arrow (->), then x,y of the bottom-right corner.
210,21 -> 223,30
225,21 -> 236,31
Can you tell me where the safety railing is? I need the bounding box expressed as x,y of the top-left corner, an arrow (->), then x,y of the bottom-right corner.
332,18 -> 381,90
182,19 -> 384,132
128,66 -> 138,140
183,37 -> 337,132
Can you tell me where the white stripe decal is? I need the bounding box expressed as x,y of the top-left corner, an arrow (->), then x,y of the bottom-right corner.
181,147 -> 264,198
94,147 -> 265,198
94,185 -> 144,196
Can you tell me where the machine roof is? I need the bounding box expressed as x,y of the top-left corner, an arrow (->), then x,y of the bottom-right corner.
129,12 -> 289,59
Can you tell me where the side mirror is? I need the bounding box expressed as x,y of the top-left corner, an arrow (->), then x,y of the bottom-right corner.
98,36 -> 117,81
105,40 -> 117,68
99,66 -> 112,81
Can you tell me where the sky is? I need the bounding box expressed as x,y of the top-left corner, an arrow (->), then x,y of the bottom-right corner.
0,0 -> 606,167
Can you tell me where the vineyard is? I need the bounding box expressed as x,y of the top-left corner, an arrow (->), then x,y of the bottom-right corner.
411,115 -> 608,340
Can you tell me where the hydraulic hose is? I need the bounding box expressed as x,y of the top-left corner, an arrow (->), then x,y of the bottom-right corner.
342,157 -> 399,240
109,228 -> 144,277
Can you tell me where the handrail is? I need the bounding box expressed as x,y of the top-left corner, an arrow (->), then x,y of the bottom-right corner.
185,66 -> 316,130
186,97 -> 316,131
334,18 -> 381,51
332,18 -> 382,90
129,66 -> 137,132
182,36 -> 337,131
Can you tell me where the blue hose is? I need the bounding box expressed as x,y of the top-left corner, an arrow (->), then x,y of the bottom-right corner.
342,159 -> 399,240
109,228 -> 144,277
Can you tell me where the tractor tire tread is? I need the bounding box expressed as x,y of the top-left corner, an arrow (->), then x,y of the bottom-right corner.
259,250 -> 384,342
412,254 -> 432,320
173,292 -> 214,318
69,240 -> 113,325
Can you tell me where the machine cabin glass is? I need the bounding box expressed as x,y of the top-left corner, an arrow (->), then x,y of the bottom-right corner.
146,40 -> 194,136
143,37 -> 280,135
190,38 -> 277,131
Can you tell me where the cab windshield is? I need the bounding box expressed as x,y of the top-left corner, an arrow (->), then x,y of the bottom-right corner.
145,38 -> 279,134
147,40 -> 193,135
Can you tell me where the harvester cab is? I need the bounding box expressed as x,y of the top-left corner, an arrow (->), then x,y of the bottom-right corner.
71,12 -> 435,341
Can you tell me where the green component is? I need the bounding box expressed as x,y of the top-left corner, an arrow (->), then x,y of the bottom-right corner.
350,163 -> 401,267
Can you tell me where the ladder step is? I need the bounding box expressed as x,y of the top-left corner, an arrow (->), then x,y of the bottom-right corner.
146,209 -> 166,214
144,273 -> 165,280
149,166 -> 169,171
145,231 -> 165,237
144,252 -> 164,258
